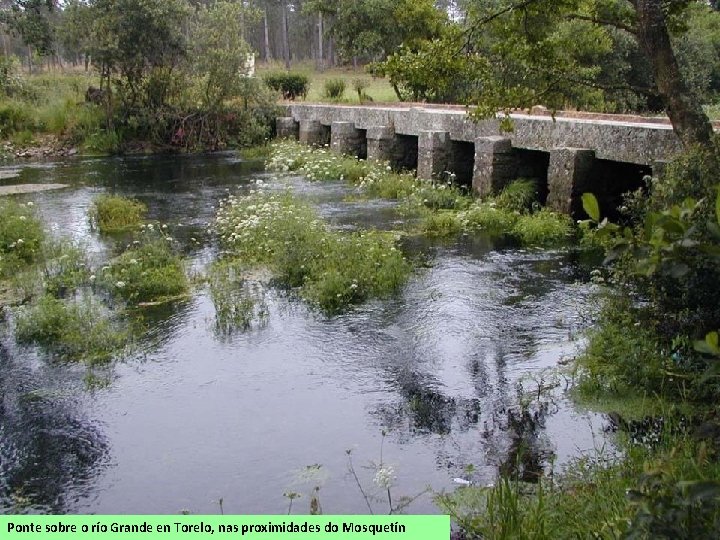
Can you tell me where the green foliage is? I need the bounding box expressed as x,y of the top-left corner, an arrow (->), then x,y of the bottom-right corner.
371,33 -> 486,103
352,78 -> 369,101
330,0 -> 446,62
459,202 -> 519,235
90,194 -> 147,234
262,72 -> 309,100
511,209 -> 572,246
0,100 -> 34,136
323,78 -> 346,99
191,0 -> 258,110
215,190 -> 410,313
0,199 -> 44,278
101,233 -> 188,305
495,179 -> 538,214
14,294 -> 128,364
40,239 -> 91,298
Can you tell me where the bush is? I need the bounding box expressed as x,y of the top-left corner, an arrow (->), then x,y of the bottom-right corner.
101,234 -> 188,305
90,195 -> 147,233
15,295 -> 128,364
353,78 -> 369,101
323,78 -> 346,99
0,100 -> 34,136
262,72 -> 309,100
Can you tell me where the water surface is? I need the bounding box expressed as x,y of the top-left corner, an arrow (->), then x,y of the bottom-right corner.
0,154 -> 607,515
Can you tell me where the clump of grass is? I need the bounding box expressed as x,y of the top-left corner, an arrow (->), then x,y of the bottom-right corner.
458,202 -> 518,234
101,230 -> 188,305
323,78 -> 346,99
215,190 -> 411,313
495,178 -> 538,212
511,208 -> 572,246
90,194 -> 147,234
420,210 -> 463,237
14,294 -> 128,364
0,199 -> 44,278
208,260 -> 268,334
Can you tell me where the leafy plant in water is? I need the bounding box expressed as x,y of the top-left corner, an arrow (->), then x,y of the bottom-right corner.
14,294 -> 128,364
101,229 -> 188,305
90,194 -> 147,234
0,200 -> 44,278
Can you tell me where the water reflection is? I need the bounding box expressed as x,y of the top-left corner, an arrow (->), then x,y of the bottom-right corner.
0,344 -> 108,513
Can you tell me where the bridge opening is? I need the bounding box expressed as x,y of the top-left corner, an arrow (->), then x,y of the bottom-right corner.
514,149 -> 551,204
450,141 -> 475,187
317,124 -> 331,147
392,134 -> 418,172
357,129 -> 368,160
586,159 -> 651,219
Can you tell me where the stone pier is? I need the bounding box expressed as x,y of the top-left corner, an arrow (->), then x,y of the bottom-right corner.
547,148 -> 596,214
276,117 -> 299,140
417,131 -> 451,181
366,126 -> 396,163
299,120 -> 330,146
472,136 -> 515,197
330,121 -> 365,157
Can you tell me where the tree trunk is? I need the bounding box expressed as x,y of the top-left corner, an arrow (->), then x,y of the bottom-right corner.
634,0 -> 714,148
317,12 -> 324,72
281,2 -> 290,69
264,5 -> 272,62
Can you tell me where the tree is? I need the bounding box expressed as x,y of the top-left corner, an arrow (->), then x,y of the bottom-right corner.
192,0 -> 259,109
462,0 -> 714,148
88,0 -> 188,108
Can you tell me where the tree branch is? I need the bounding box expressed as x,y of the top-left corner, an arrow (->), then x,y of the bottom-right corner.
567,13 -> 637,35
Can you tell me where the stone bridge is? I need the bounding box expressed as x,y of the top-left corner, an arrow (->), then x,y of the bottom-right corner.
276,104 -> 686,216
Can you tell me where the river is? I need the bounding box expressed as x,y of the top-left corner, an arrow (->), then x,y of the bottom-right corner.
0,153 -> 608,515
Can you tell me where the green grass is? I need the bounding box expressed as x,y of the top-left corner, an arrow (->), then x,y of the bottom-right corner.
256,63 -> 398,103
14,294 -> 128,364
90,194 -> 147,234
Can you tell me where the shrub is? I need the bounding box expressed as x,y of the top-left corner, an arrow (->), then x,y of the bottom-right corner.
0,200 -> 44,277
90,195 -> 147,233
262,72 -> 309,100
353,78 -> 369,101
323,78 -> 346,99
0,100 -> 34,136
101,235 -> 188,305
14,295 -> 128,364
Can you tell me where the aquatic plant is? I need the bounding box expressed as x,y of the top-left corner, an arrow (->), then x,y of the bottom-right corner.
90,194 -> 147,234
208,260 -> 268,334
0,199 -> 44,278
494,178 -> 538,213
14,294 -> 128,364
101,231 -> 188,305
41,239 -> 92,298
215,190 -> 410,313
511,209 -> 573,246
